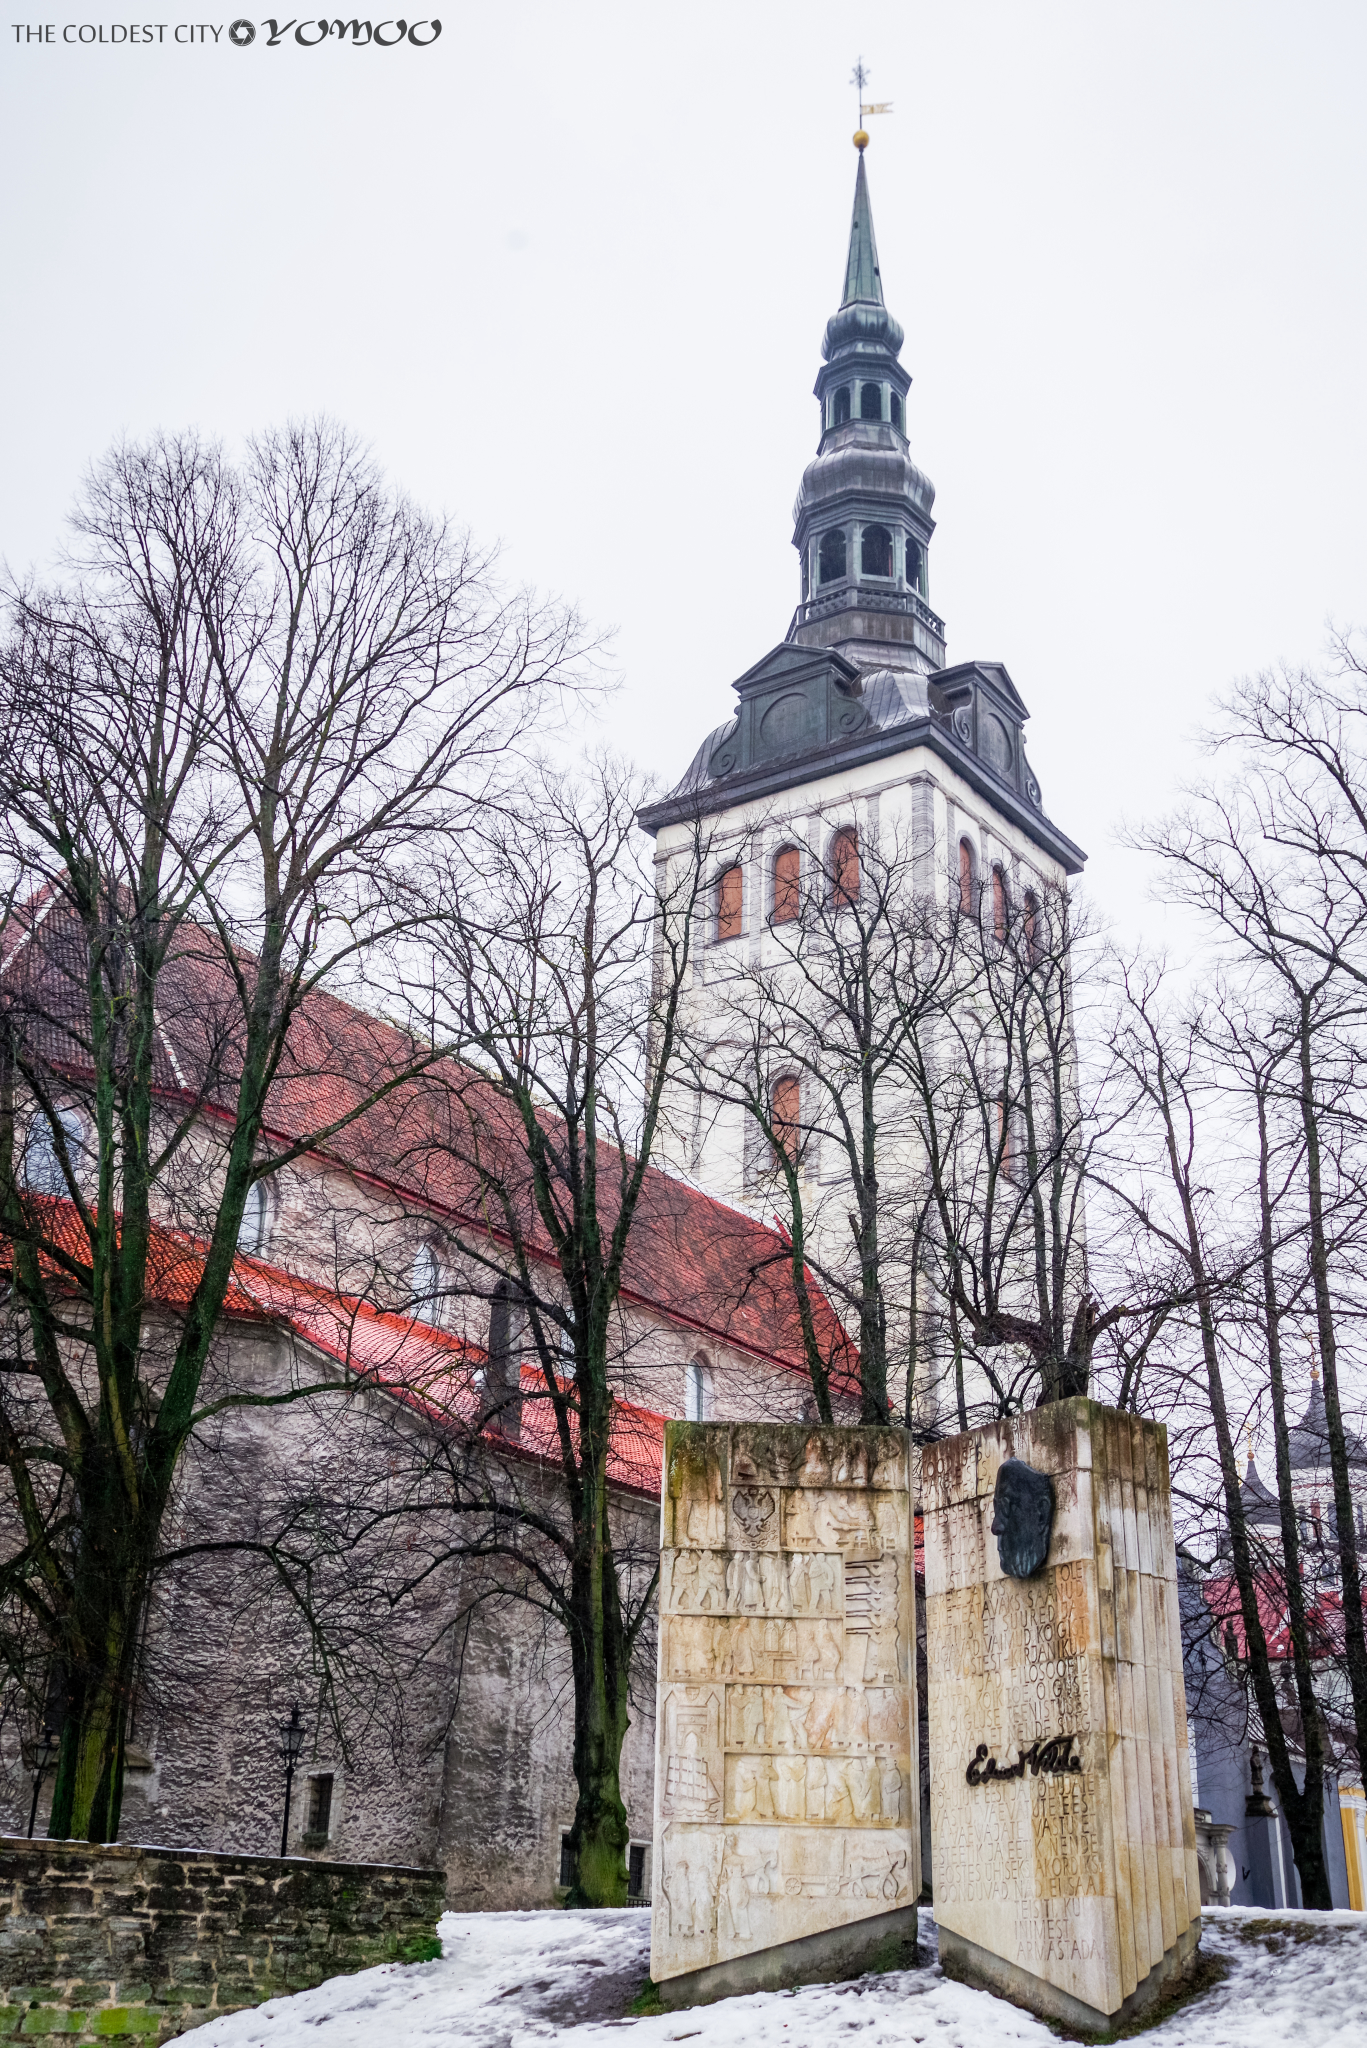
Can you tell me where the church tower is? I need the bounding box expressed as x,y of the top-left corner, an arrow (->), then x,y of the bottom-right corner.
639,138 -> 1087,1420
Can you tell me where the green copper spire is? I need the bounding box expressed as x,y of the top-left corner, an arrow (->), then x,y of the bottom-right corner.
841,149 -> 883,307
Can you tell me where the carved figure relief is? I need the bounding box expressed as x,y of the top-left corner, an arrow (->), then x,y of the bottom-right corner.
990,1457 -> 1056,1580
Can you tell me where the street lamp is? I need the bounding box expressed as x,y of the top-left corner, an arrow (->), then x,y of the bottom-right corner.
278,1703 -> 306,1857
27,1728 -> 58,1840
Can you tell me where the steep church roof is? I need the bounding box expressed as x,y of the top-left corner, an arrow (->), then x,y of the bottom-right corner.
1288,1372 -> 1367,1472
1240,1453 -> 1281,1528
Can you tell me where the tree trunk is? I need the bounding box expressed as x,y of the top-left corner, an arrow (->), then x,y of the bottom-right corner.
1296,995 -> 1367,1782
564,1465 -> 630,1907
1254,1065 -> 1331,1909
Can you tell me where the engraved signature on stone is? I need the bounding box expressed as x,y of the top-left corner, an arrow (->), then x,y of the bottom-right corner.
964,1733 -> 1081,1785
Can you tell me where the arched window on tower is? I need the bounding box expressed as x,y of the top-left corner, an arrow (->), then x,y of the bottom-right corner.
833,387 -> 851,425
818,528 -> 847,584
716,863 -> 743,941
772,846 -> 800,925
992,865 -> 1010,944
684,1357 -> 714,1422
890,390 -> 903,432
830,826 -> 860,908
861,524 -> 893,578
1023,889 -> 1042,965
860,383 -> 882,420
958,838 -> 978,914
771,1075 -> 801,1167
905,539 -> 926,595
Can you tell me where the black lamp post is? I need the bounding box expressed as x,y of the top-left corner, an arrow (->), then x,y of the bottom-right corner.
278,1703 -> 305,1858
26,1728 -> 58,1840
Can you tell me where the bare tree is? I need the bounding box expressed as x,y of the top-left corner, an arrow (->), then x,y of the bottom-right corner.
0,421 -> 586,1840
1133,637 -> 1367,1811
375,756 -> 710,1906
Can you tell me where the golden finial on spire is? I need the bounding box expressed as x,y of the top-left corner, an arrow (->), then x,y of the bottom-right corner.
850,57 -> 892,152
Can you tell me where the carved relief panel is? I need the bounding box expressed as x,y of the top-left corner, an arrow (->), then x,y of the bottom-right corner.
652,1423 -> 919,1986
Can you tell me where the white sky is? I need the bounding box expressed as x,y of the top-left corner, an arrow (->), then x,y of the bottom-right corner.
3,2 -> 1366,940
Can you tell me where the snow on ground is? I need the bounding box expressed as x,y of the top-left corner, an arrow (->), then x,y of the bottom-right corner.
190,1903 -> 1367,2048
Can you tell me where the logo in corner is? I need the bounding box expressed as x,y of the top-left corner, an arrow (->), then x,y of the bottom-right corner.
228,18 -> 256,42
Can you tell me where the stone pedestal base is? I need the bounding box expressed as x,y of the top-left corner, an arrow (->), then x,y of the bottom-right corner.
939,1912 -> 1200,2033
657,1905 -> 919,2010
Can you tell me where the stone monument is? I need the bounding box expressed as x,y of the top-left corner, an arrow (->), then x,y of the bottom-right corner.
651,1422 -> 920,2006
923,1400 -> 1201,2033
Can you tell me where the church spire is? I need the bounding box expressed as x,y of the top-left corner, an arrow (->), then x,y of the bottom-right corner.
841,148 -> 884,308
790,138 -> 943,676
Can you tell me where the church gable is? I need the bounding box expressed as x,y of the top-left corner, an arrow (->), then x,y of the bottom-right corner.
706,643 -> 869,782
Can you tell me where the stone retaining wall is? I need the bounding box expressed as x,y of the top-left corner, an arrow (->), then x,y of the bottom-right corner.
0,1837 -> 446,2041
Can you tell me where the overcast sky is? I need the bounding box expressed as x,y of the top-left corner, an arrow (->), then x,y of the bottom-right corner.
3,2 -> 1366,940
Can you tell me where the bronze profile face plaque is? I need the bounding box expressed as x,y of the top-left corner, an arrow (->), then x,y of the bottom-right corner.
989,1457 -> 1054,1580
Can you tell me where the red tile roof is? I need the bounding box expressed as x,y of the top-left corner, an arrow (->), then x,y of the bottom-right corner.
3,895 -> 859,1399
1,1203 -> 666,1499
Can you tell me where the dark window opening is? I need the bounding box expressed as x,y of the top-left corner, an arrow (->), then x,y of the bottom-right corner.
992,866 -> 1009,944
890,390 -> 903,431
628,1844 -> 647,1899
559,1834 -> 576,1888
833,386 -> 851,425
861,524 -> 893,578
860,382 -> 882,421
487,1280 -> 524,1440
771,1075 -> 801,1166
306,1773 -> 333,1842
717,864 -> 743,941
818,528 -> 847,584
905,539 -> 926,595
773,846 -> 800,924
830,826 -> 860,908
1023,890 -> 1041,964
958,838 -> 977,914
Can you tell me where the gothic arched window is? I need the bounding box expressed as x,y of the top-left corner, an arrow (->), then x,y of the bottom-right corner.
861,524 -> 893,578
771,1075 -> 801,1165
716,864 -> 743,941
411,1242 -> 441,1322
906,539 -> 926,594
684,1357 -> 713,1421
487,1279 -> 524,1440
772,846 -> 800,924
22,1104 -> 85,1196
830,826 -> 860,908
992,865 -> 1010,944
819,528 -> 847,584
958,838 -> 977,914
890,390 -> 903,431
860,383 -> 882,421
237,1177 -> 270,1256
833,386 -> 851,425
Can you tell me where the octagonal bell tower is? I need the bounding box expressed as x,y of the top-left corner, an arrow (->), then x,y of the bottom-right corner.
791,142 -> 947,676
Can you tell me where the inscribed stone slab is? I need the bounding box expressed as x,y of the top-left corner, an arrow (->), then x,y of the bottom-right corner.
923,1400 -> 1200,2029
651,1422 -> 920,1986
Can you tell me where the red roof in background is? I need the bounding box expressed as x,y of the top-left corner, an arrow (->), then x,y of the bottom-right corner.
2,1203 -> 666,1499
1,893 -> 860,1399
1203,1570 -> 1346,1662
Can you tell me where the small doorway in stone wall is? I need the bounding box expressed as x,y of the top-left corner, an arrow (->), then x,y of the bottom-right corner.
628,1842 -> 649,1903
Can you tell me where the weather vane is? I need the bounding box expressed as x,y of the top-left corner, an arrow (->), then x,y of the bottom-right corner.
850,56 -> 893,150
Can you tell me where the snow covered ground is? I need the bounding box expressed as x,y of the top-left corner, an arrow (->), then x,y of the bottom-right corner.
190,1903 -> 1367,2048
